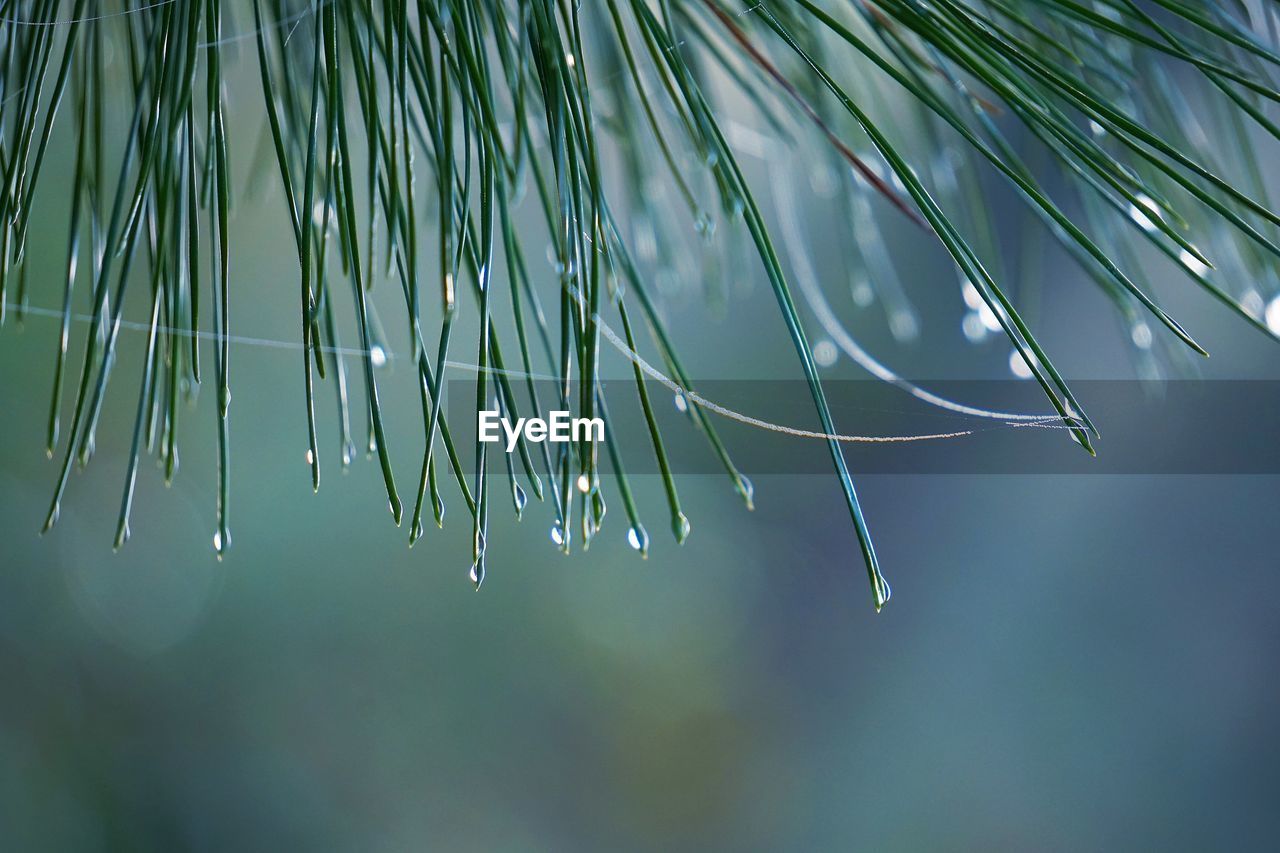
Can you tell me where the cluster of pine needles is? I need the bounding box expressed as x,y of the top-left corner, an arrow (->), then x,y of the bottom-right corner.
2,0 -> 1279,609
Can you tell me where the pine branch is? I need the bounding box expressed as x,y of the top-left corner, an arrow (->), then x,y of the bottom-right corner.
2,0 -> 1279,608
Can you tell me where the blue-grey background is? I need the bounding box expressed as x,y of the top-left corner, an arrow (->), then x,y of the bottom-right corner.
2,42 -> 1280,853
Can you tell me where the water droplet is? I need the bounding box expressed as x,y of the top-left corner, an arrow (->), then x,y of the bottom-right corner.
576,473 -> 591,493
961,312 -> 988,343
1127,194 -> 1160,233
369,345 -> 387,368
627,525 -> 649,555
550,524 -> 564,546
673,512 -> 691,544
342,440 -> 355,468
889,310 -> 919,342
736,475 -> 754,511
591,491 -> 606,528
469,562 -> 481,585
311,200 -> 332,228
874,576 -> 892,612
978,304 -> 1001,333
1179,249 -> 1210,276
961,280 -> 984,311
1009,350 -> 1035,380
565,52 -> 576,68
513,482 -> 527,516
813,340 -> 838,368
673,392 -> 688,413
1267,295 -> 1280,335
1131,321 -> 1153,349
305,449 -> 315,466
694,211 -> 716,241
851,280 -> 874,307
1088,120 -> 1106,137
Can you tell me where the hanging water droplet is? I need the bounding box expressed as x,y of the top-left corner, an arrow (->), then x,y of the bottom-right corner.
342,440 -> 355,468
469,562 -> 481,585
851,279 -> 874,307
1266,294 -> 1280,335
694,211 -> 716,241
977,303 -> 1001,333
962,312 -> 987,343
591,491 -> 606,528
673,392 -> 688,413
550,524 -> 564,546
890,310 -> 919,342
673,512 -> 691,544
1179,249 -> 1210,276
513,482 -> 527,516
311,200 -> 332,228
1009,350 -> 1034,380
1127,194 -> 1159,232
813,339 -> 838,368
369,344 -> 387,368
1131,321 -> 1153,349
961,280 -> 984,311
305,449 -> 314,466
874,576 -> 892,613
576,473 -> 591,493
627,525 -> 649,555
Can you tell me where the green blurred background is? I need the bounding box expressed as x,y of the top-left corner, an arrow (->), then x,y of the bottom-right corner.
3,36 -> 1280,853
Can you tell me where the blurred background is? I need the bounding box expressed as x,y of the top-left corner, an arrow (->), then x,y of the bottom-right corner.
3,13 -> 1280,851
